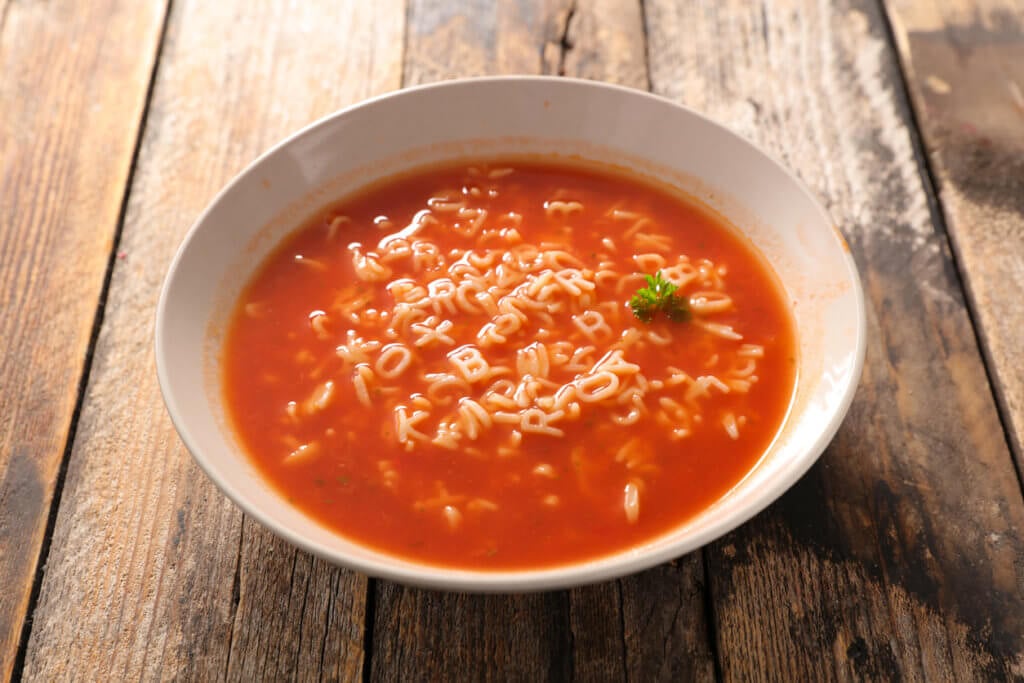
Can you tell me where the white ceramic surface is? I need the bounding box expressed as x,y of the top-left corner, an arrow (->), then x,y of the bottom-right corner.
156,76 -> 865,592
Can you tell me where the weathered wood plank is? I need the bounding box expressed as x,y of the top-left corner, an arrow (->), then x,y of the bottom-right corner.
620,560 -> 717,682
570,559 -> 717,683
542,0 -> 649,87
224,519 -> 369,682
371,587 -> 572,682
372,2 -> 716,681
0,0 -> 167,677
646,0 -> 1024,678
403,0 -> 556,82
20,1 -> 404,680
884,0 -> 1024,467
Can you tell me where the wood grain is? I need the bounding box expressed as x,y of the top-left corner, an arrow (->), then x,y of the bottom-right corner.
19,1 -> 403,680
370,2 -> 716,681
224,519 -> 369,682
565,560 -> 716,682
645,0 -> 1024,678
620,560 -> 717,682
0,0 -> 167,677
371,587 -> 572,682
884,0 -> 1024,467
543,0 -> 649,87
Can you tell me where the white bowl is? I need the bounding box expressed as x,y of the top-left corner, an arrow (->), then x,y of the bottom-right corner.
156,76 -> 865,592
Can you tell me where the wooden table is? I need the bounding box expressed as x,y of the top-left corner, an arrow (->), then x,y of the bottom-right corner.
2,0 -> 1022,680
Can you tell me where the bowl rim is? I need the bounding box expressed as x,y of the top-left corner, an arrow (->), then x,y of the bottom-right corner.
155,74 -> 867,592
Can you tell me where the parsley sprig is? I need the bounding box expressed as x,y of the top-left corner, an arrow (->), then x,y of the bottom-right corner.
629,271 -> 690,323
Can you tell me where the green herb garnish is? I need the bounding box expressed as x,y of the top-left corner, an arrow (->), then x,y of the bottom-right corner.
629,271 -> 690,323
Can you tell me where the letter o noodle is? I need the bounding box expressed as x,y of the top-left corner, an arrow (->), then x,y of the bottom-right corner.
575,371 -> 620,403
376,344 -> 412,379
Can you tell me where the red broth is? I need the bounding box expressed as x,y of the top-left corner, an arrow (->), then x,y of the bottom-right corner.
222,159 -> 796,569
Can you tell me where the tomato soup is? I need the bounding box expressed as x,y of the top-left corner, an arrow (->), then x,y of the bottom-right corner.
222,160 -> 797,569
